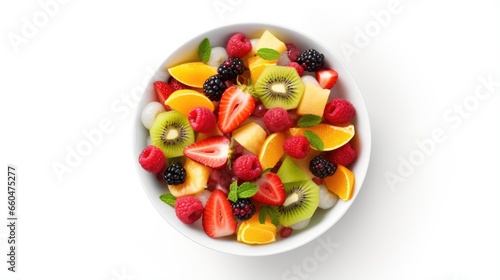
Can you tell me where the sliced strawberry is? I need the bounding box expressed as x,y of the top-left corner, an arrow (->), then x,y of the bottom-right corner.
153,81 -> 174,109
183,136 -> 231,168
202,189 -> 237,238
252,172 -> 286,206
168,77 -> 187,91
217,85 -> 255,134
316,69 -> 338,90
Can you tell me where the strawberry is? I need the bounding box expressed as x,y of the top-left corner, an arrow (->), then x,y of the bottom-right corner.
217,85 -> 255,134
252,172 -> 286,206
316,69 -> 338,90
183,136 -> 231,168
168,77 -> 187,91
153,81 -> 174,109
202,189 -> 237,238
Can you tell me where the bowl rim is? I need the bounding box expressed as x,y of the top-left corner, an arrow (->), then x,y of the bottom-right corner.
132,22 -> 372,256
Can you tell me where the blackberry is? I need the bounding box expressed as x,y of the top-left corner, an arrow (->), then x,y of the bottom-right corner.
296,49 -> 325,72
217,57 -> 245,81
231,198 -> 256,221
203,74 -> 227,101
163,162 -> 186,185
309,155 -> 337,178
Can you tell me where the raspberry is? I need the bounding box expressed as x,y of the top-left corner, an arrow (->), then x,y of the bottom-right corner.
188,106 -> 216,133
163,162 -> 187,185
232,154 -> 262,181
231,198 -> 256,220
286,62 -> 304,76
263,107 -> 293,132
296,49 -> 325,72
226,33 -> 252,58
217,57 -> 245,81
283,135 -> 310,159
138,145 -> 166,173
327,142 -> 357,166
309,155 -> 337,178
203,74 -> 227,101
168,77 -> 187,91
324,98 -> 356,125
174,195 -> 204,224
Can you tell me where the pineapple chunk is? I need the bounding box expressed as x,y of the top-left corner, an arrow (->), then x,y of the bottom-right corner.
248,30 -> 287,81
254,30 -> 287,54
296,82 -> 330,116
168,158 -> 211,197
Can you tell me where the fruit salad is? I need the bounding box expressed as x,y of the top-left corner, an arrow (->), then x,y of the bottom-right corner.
138,29 -> 358,245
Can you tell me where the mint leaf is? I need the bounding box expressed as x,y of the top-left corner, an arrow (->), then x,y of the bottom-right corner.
198,38 -> 211,63
304,130 -> 324,151
259,206 -> 280,226
297,115 -> 322,127
228,181 -> 239,202
262,168 -> 273,175
258,207 -> 268,224
159,193 -> 176,207
257,48 -> 280,60
237,182 -> 258,198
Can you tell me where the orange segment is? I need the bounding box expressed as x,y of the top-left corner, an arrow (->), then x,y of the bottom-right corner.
248,56 -> 277,83
168,158 -> 211,197
289,124 -> 355,151
237,213 -> 276,245
324,165 -> 355,201
165,89 -> 215,116
167,62 -> 217,88
258,132 -> 286,170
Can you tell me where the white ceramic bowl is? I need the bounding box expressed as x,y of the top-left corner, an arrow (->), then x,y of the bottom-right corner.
133,23 -> 371,256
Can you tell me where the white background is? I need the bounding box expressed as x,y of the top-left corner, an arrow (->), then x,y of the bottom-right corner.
1,0 -> 499,279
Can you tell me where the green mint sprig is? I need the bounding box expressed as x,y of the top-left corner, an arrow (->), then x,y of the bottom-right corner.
297,115 -> 322,127
159,193 -> 177,207
227,181 -> 259,203
304,130 -> 324,151
258,205 -> 280,226
198,37 -> 211,62
256,48 -> 280,60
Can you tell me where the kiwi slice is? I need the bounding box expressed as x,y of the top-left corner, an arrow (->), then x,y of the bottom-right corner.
150,111 -> 194,158
276,156 -> 309,184
277,179 -> 320,227
254,65 -> 305,110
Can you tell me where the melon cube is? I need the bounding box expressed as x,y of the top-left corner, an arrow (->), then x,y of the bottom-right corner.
296,82 -> 330,116
232,122 -> 267,155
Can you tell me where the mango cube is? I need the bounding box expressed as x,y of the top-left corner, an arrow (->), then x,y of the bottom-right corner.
296,82 -> 330,116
